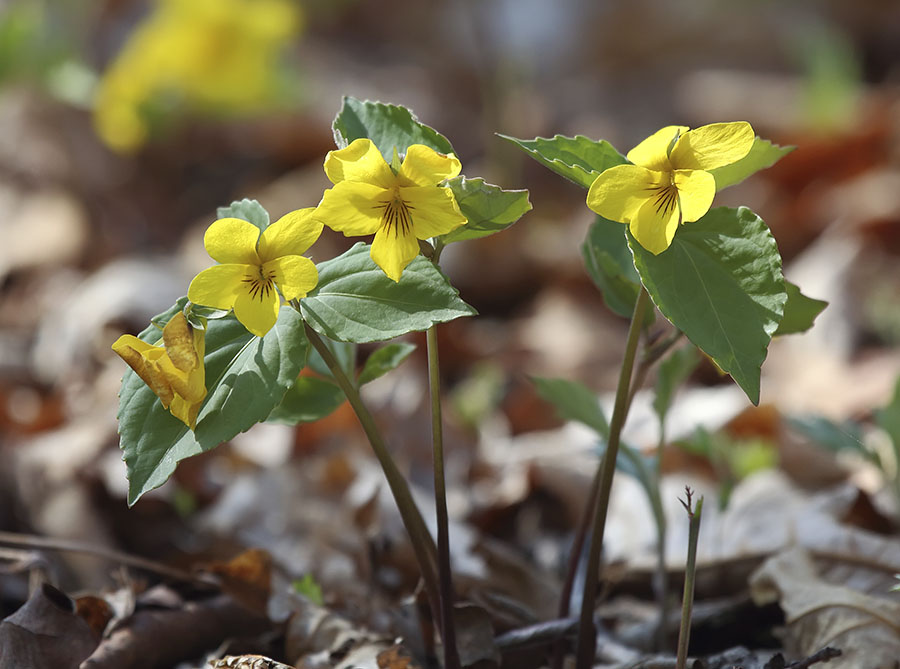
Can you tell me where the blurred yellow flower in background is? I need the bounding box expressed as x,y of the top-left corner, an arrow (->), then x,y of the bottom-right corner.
93,0 -> 302,152
112,312 -> 206,429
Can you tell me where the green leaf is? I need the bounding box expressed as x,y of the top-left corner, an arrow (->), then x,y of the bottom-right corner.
357,342 -> 416,385
216,198 -> 270,232
499,134 -> 627,189
300,243 -> 476,343
268,376 -> 346,424
292,573 -> 324,606
774,281 -> 827,336
307,336 -> 356,381
118,302 -> 308,505
440,176 -> 532,244
582,215 -> 642,318
877,376 -> 900,458
332,96 -> 455,160
787,415 -> 870,459
709,138 -> 794,190
532,376 -> 608,438
629,207 -> 787,405
653,344 -> 701,424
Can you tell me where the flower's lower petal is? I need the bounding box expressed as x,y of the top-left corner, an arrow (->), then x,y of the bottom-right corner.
233,289 -> 280,337
188,264 -> 249,310
265,255 -> 318,300
169,393 -> 203,430
315,182 -> 386,236
587,164 -> 660,223
626,125 -> 688,171
203,218 -> 261,265
259,208 -> 323,260
324,138 -> 395,188
674,170 -> 716,222
629,197 -> 681,255
370,224 -> 420,282
670,121 -> 754,171
398,145 -> 462,187
398,186 -> 467,238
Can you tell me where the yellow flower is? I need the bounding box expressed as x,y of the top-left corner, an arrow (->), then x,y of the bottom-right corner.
93,0 -> 302,152
586,122 -> 755,254
315,138 -> 467,282
188,209 -> 321,337
112,312 -> 206,429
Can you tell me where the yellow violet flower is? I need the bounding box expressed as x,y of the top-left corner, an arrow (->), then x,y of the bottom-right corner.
188,209 -> 322,337
112,312 -> 206,429
315,138 -> 467,282
587,122 -> 755,254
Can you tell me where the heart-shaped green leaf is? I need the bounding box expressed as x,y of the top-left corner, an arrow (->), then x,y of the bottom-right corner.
332,96 -> 455,159
499,134 -> 627,189
629,207 -> 787,404
118,301 -> 308,504
300,243 -> 476,343
440,176 -> 531,244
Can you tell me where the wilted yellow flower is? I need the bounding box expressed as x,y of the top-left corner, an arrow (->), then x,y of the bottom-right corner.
93,0 -> 302,152
314,138 -> 466,282
188,209 -> 322,337
587,122 -> 755,254
112,312 -> 206,428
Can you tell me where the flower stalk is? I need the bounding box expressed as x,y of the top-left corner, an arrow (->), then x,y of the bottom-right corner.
676,488 -> 703,669
427,324 -> 461,669
574,287 -> 652,669
301,322 -> 441,625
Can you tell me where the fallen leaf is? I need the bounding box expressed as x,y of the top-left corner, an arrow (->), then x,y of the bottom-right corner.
750,547 -> 900,667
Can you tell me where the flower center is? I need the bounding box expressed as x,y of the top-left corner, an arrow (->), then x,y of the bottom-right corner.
376,191 -> 414,238
649,182 -> 679,219
242,265 -> 276,301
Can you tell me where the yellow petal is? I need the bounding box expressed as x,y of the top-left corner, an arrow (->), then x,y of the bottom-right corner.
370,223 -> 420,282
265,255 -> 318,300
162,312 -> 198,373
324,138 -> 395,189
315,181 -> 385,236
112,335 -> 161,394
112,335 -> 176,407
203,218 -> 261,265
629,196 -> 681,255
258,207 -> 323,261
188,264 -> 251,310
674,169 -> 716,222
399,186 -> 467,238
626,125 -> 688,171
398,145 -> 462,187
233,289 -> 280,337
669,121 -> 754,171
586,164 -> 659,223
169,394 -> 201,430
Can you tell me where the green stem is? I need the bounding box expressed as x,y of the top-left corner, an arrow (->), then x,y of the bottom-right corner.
676,490 -> 703,669
427,325 -> 460,669
574,287 -> 651,669
302,323 -> 441,624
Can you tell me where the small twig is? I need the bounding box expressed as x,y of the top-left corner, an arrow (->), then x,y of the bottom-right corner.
0,531 -> 214,586
494,616 -> 579,651
786,646 -> 842,669
675,488 -> 703,669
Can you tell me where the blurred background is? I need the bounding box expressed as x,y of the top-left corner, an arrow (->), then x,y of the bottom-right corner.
2,0 -> 900,661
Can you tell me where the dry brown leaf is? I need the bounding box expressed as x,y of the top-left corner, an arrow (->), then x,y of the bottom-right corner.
203,548 -> 273,615
750,547 -> 900,668
0,583 -> 98,669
